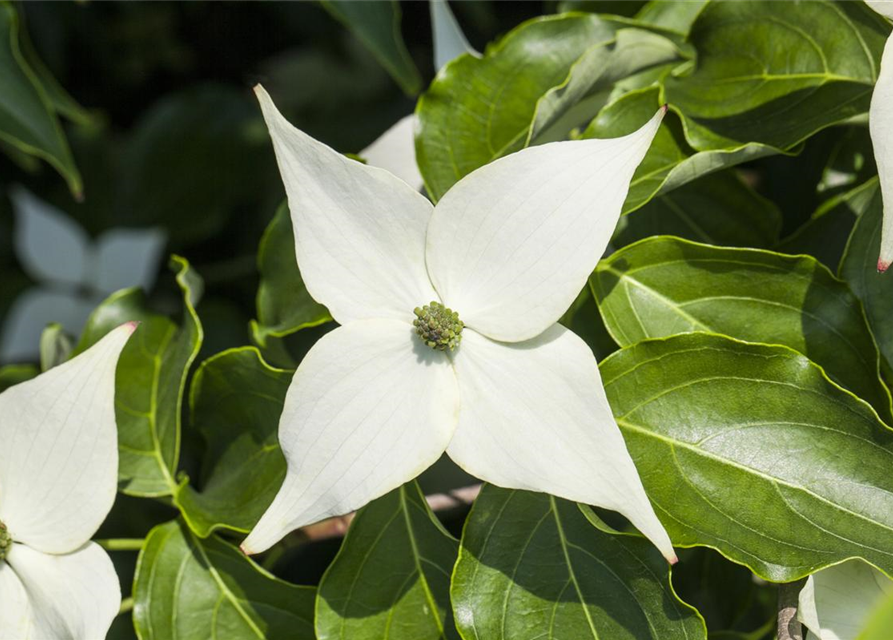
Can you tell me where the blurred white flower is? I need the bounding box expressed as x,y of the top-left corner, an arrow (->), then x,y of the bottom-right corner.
0,323 -> 134,639
241,86 -> 676,563
799,559 -> 893,640
1,187 -> 165,363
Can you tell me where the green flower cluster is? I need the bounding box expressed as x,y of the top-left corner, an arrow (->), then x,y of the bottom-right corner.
413,301 -> 464,351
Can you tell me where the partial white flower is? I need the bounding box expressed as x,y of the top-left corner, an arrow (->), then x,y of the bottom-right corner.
241,86 -> 675,562
358,0 -> 477,191
0,322 -> 135,639
799,560 -> 893,640
867,1 -> 893,271
1,187 -> 165,362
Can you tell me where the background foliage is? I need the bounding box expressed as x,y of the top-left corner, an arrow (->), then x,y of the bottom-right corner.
2,1 -> 893,638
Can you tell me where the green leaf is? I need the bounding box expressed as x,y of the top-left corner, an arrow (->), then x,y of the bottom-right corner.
840,186 -> 893,374
600,332 -> 893,581
0,2 -> 81,196
593,236 -> 892,423
663,1 -> 888,153
175,347 -> 289,537
119,85 -> 275,247
583,86 -> 779,215
634,0 -> 708,36
321,0 -> 421,96
450,485 -> 707,640
74,256 -> 203,496
416,14 -> 684,201
251,203 -> 331,347
857,590 -> 893,640
777,178 -> 878,272
0,363 -> 37,392
613,170 -> 781,249
316,481 -> 459,640
134,519 -> 315,640
38,321 -> 73,371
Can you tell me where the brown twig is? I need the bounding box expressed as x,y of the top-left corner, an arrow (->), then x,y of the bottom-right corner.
778,579 -> 807,640
287,484 -> 483,544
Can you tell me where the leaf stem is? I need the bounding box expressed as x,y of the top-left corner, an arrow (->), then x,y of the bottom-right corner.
97,538 -> 145,552
778,579 -> 806,640
118,597 -> 134,616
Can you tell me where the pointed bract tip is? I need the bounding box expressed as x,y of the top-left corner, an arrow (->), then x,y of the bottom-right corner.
122,320 -> 141,335
878,258 -> 890,273
239,543 -> 252,556
667,552 -> 679,565
661,103 -> 669,114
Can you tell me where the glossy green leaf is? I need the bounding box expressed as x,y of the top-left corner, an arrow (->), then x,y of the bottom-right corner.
840,187 -> 893,374
321,0 -> 421,96
600,333 -> 893,581
176,347 -> 289,537
316,482 -> 459,640
613,170 -> 781,249
583,86 -> 778,215
251,203 -> 331,347
634,0 -> 707,35
450,485 -> 706,640
593,237 -> 892,423
74,256 -> 203,496
0,2 -> 81,196
663,1 -> 888,153
134,519 -> 315,640
416,14 -> 683,201
778,179 -> 878,272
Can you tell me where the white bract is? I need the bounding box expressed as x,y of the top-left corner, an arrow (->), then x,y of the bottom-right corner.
799,560 -> 893,640
241,85 -> 675,562
0,323 -> 134,640
867,1 -> 893,271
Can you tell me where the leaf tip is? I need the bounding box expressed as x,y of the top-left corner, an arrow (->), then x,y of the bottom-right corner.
878,258 -> 890,273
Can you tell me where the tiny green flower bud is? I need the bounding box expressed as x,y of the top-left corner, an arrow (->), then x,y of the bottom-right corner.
0,520 -> 11,562
413,301 -> 464,351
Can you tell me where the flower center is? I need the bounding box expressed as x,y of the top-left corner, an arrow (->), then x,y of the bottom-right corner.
413,301 -> 464,351
0,520 -> 10,562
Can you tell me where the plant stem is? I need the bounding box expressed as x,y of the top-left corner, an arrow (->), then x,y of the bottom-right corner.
118,597 -> 134,616
778,579 -> 807,640
97,538 -> 145,552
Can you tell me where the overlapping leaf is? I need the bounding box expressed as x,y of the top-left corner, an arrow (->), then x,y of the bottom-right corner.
176,347 -> 290,537
416,14 -> 685,200
601,333 -> 893,581
321,0 -> 421,96
316,482 -> 459,640
612,170 -> 781,249
664,1 -> 888,152
134,519 -> 315,640
251,204 -> 330,348
0,2 -> 81,196
451,485 -> 706,640
74,256 -> 202,496
840,187 -> 893,373
778,179 -> 878,272
592,237 -> 892,422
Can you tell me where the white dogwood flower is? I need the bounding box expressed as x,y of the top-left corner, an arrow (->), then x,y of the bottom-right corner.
867,1 -> 893,271
0,322 -> 135,639
799,560 -> 893,640
242,86 -> 676,562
